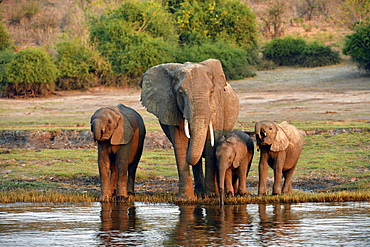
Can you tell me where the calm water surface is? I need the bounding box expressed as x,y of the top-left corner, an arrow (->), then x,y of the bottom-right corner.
0,202 -> 369,246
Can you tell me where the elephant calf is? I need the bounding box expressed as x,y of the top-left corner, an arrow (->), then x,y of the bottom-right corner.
215,130 -> 254,206
90,104 -> 146,202
255,121 -> 303,195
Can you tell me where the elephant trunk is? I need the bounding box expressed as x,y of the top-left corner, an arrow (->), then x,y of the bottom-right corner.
255,122 -> 263,149
186,116 -> 210,165
91,119 -> 103,141
218,165 -> 226,207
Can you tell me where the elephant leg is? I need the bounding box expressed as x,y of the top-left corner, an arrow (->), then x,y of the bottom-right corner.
282,167 -> 295,194
272,155 -> 285,195
98,145 -> 114,202
237,164 -> 248,196
162,124 -> 196,200
115,151 -> 130,202
127,161 -> 138,195
110,164 -> 118,196
232,172 -> 238,195
225,168 -> 234,196
258,152 -> 269,195
204,147 -> 218,196
192,159 -> 205,196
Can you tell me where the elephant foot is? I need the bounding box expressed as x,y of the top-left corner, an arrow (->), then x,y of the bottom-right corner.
176,192 -> 197,203
226,191 -> 234,198
100,195 -> 114,202
194,184 -> 206,196
116,196 -> 129,203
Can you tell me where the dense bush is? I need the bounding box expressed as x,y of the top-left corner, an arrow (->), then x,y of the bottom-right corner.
55,40 -> 113,90
3,47 -> 59,97
176,41 -> 254,79
343,23 -> 370,72
262,37 -> 341,67
0,21 -> 12,51
297,41 -> 341,67
90,1 -> 178,80
0,50 -> 15,90
90,0 -> 259,83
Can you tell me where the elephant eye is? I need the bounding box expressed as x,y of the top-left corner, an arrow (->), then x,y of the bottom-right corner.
108,119 -> 112,124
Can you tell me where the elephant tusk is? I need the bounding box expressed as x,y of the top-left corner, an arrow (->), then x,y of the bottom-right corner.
184,119 -> 191,139
209,121 -> 214,147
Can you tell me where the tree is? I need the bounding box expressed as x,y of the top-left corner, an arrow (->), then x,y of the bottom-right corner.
90,1 -> 178,79
0,21 -> 11,51
343,22 -> 370,72
340,0 -> 370,26
174,0 -> 258,48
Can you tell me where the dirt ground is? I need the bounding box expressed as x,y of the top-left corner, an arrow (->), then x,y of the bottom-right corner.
2,60 -> 368,125
0,61 -> 369,194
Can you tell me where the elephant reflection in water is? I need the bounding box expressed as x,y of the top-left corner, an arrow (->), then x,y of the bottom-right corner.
164,205 -> 253,246
258,204 -> 299,245
99,203 -> 138,245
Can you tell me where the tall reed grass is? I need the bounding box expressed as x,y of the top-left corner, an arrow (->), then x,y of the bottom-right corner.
1,189 -> 368,204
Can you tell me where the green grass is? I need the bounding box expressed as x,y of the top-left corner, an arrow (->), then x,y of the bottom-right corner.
0,121 -> 369,203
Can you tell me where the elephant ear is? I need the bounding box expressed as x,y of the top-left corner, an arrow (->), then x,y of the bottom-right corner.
200,59 -> 227,87
140,63 -> 184,125
271,123 -> 290,152
109,107 -> 134,145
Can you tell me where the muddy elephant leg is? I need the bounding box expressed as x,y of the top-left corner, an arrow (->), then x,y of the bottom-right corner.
272,155 -> 285,195
258,152 -> 269,195
192,159 -> 205,196
282,167 -> 295,194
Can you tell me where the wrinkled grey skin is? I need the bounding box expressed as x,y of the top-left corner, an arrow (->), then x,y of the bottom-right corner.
215,130 -> 254,206
90,104 -> 146,202
140,59 -> 239,200
255,121 -> 303,195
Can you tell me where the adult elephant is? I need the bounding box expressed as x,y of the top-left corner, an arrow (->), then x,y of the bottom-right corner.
90,104 -> 146,202
140,59 -> 239,200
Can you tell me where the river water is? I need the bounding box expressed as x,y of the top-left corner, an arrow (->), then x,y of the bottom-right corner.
0,202 -> 369,246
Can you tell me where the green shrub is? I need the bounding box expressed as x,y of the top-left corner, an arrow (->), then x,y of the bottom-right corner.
176,41 -> 254,80
262,37 -> 307,66
262,37 -> 341,67
90,1 -> 178,81
297,41 -> 341,67
0,50 -> 15,93
0,22 -> 12,51
55,40 -> 113,90
343,22 -> 370,72
3,47 -> 59,97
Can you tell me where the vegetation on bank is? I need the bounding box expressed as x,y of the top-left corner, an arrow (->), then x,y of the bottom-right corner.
1,189 -> 369,204
0,0 -> 369,97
